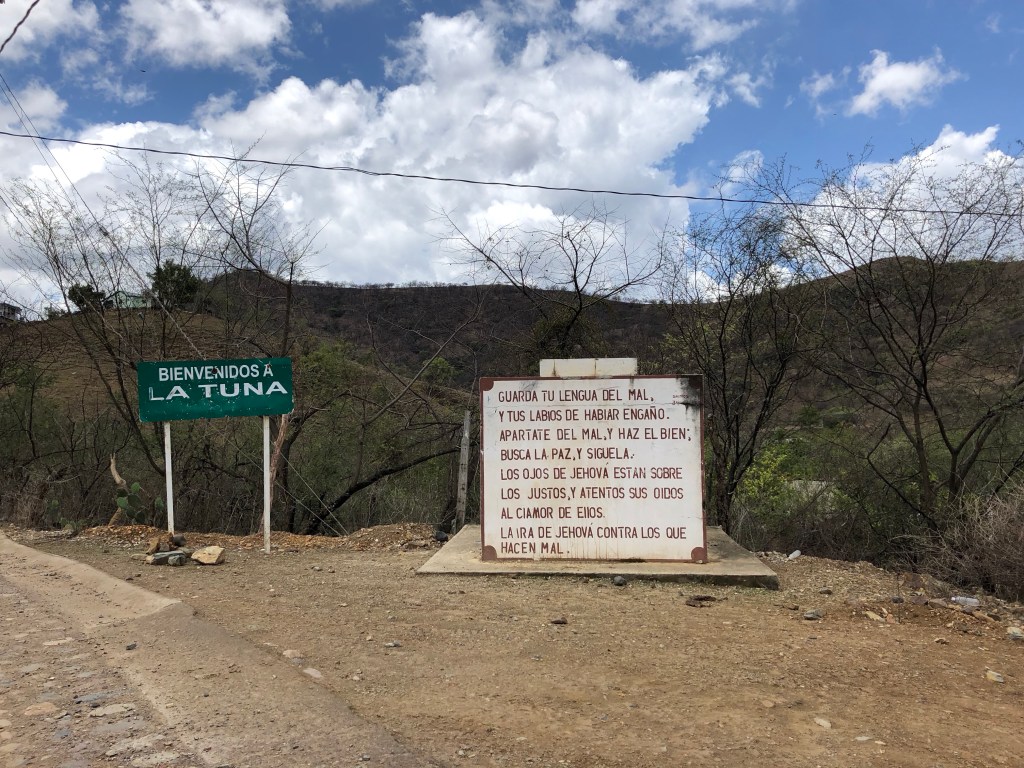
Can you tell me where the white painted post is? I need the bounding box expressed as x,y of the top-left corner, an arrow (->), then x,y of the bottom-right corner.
263,415 -> 271,554
455,409 -> 471,532
163,422 -> 175,534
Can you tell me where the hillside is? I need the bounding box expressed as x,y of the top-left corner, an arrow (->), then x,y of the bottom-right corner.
5,261 -> 1024,573
9,258 -> 1024,413
290,281 -> 671,382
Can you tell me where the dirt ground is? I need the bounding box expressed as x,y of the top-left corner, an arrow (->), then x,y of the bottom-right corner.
9,523 -> 1024,768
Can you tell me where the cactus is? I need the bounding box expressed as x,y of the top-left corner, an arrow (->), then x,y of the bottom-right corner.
115,481 -> 147,523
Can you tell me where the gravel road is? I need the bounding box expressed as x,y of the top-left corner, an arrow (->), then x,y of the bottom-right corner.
0,533 -> 441,768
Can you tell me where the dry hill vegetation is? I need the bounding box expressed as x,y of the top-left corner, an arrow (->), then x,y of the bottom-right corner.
2,150 -> 1024,597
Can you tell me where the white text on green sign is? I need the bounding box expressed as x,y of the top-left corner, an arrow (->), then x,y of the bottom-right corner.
137,358 -> 293,422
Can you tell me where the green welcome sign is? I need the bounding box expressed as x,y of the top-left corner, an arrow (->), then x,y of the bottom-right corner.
137,358 -> 294,422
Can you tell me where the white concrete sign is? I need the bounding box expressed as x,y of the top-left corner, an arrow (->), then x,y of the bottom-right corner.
480,376 -> 705,562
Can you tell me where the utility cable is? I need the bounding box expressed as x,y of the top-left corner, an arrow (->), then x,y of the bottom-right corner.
0,129 -> 1021,218
0,0 -> 42,57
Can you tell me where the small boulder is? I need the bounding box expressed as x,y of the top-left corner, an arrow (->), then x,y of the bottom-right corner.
191,546 -> 226,565
1007,626 -> 1024,642
89,703 -> 135,718
170,533 -> 187,548
612,575 -> 628,587
167,554 -> 186,567
145,537 -> 168,556
23,702 -> 59,717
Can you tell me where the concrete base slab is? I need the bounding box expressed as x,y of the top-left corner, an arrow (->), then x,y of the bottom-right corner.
418,525 -> 778,589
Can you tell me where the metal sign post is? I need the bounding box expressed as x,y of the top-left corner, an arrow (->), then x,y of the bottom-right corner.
263,415 -> 271,554
137,358 -> 294,546
163,422 -> 175,534
455,409 -> 470,532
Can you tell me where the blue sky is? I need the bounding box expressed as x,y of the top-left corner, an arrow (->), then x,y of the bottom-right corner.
1,0 -> 1022,301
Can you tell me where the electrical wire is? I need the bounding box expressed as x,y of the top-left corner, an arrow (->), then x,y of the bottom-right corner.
0,75 -> 71,193
1,129 -> 1021,218
0,0 -> 42,57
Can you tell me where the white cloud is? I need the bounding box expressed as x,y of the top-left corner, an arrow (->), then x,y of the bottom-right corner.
0,84 -> 70,307
393,12 -> 501,84
0,0 -> 99,61
572,0 -> 629,34
108,10 -> 722,284
60,47 -> 152,106
306,0 -> 376,9
847,49 -> 962,117
800,71 -> 838,101
850,125 -> 1006,187
0,82 -> 66,186
121,0 -> 290,72
0,82 -> 66,134
571,0 -> 785,49
1,8 -> 739,292
799,67 -> 850,117
710,148 -> 763,197
728,70 -> 770,107
901,124 -> 1004,178
797,126 -> 1016,275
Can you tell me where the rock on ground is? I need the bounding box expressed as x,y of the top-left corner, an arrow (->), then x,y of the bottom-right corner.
191,546 -> 226,565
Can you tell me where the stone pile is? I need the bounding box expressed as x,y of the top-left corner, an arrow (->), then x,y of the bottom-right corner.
143,534 -> 226,566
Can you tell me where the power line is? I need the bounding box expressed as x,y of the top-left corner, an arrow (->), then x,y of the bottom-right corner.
0,0 -> 42,57
0,74 -> 68,190
2,128 -> 1020,218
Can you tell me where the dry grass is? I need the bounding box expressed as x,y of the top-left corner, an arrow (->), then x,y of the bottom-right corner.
922,484 -> 1024,600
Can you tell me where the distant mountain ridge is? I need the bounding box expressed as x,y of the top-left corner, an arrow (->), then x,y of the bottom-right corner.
290,281 -> 672,383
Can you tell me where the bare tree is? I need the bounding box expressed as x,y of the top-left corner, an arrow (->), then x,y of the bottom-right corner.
4,158 -> 214,476
445,204 -> 664,360
660,206 -> 811,533
756,149 -> 1024,532
2,156 -> 487,536
191,155 -> 322,359
3,154 -> 316,529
